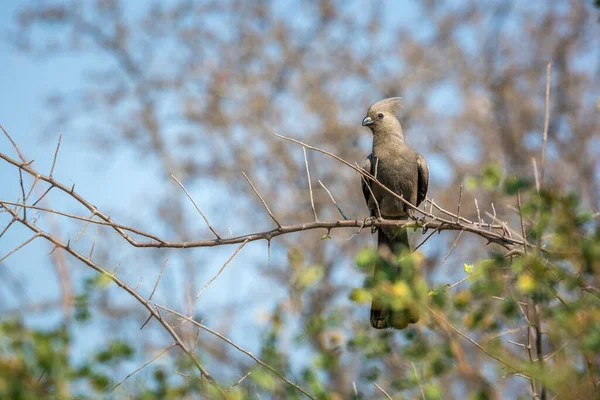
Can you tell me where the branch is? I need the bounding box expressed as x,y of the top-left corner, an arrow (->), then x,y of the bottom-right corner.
155,304 -> 316,400
0,203 -> 226,396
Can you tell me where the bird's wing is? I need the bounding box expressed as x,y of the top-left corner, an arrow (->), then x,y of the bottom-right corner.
416,154 -> 429,207
361,153 -> 374,206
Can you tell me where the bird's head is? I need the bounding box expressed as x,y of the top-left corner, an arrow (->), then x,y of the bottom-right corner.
362,97 -> 403,136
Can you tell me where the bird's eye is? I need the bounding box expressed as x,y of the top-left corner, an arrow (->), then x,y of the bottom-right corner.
377,113 -> 384,119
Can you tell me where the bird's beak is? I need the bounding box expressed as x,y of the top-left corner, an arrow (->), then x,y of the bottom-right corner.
362,116 -> 374,126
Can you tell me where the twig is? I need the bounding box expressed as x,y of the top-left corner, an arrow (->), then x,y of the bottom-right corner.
410,362 -> 426,400
0,204 -> 221,389
474,198 -> 482,226
357,162 -> 382,219
88,226 -> 97,260
149,257 -> 169,302
517,190 -> 528,255
373,383 -> 393,400
1,125 -> 27,163
197,239 -> 249,299
171,174 -> 222,240
412,224 -> 442,253
507,340 -> 527,349
155,304 -> 316,400
112,343 -> 177,391
447,274 -> 470,291
228,371 -> 252,389
49,134 -> 62,179
241,171 -> 282,228
428,306 -> 522,373
442,230 -> 464,264
0,234 -> 39,264
16,170 -> 28,219
532,158 -> 540,193
303,147 -> 318,221
0,201 -> 164,243
318,180 -> 348,220
457,184 -> 463,223
540,62 -> 551,188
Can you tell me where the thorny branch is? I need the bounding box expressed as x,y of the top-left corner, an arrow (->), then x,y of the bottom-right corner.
0,133 -> 562,257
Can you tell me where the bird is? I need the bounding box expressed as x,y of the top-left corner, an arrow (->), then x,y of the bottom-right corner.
361,97 -> 429,329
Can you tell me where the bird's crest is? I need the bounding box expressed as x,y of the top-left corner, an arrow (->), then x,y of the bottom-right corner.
369,97 -> 403,115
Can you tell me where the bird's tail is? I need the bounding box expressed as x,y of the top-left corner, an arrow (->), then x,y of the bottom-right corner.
370,227 -> 420,329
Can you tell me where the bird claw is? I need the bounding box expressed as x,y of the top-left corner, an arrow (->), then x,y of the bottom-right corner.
364,216 -> 378,234
407,210 -> 418,221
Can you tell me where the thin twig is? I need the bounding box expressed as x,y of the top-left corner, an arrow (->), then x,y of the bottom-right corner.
0,204 -> 221,391
49,134 -> 62,179
532,158 -> 540,193
228,371 -> 252,389
412,224 -> 442,253
373,383 -> 393,400
474,198 -> 483,226
540,62 -> 551,188
149,257 -> 169,302
442,230 -> 464,264
428,306 -> 522,373
517,190 -> 528,255
447,274 -> 470,291
0,234 -> 39,264
303,147 -> 318,221
197,239 -> 249,299
318,180 -> 348,220
241,171 -> 282,228
88,226 -> 97,260
357,162 -> 382,219
171,174 -> 222,240
410,362 -> 426,400
1,125 -> 27,163
156,304 -> 315,400
112,343 -> 177,391
457,184 -> 463,223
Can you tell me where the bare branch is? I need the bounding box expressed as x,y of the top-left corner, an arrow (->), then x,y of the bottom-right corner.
0,203 -> 222,390
1,125 -> 27,163
197,239 -> 249,299
303,147 -> 318,221
540,62 -> 552,188
517,190 -> 528,255
171,174 -> 222,240
49,134 -> 62,179
155,304 -> 316,400
373,383 -> 393,400
442,230 -> 464,264
241,171 -> 282,228
149,257 -> 169,302
0,234 -> 39,264
410,362 -> 426,400
318,180 -> 348,220
457,184 -> 463,223
112,343 -> 177,391
428,306 -> 522,374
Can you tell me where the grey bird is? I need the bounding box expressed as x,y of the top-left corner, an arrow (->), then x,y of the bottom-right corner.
361,97 -> 429,329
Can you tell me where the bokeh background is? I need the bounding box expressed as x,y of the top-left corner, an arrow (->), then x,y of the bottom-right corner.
1,1 -> 599,399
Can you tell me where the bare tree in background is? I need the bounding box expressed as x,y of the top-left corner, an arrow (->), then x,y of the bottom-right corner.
1,1 -> 599,399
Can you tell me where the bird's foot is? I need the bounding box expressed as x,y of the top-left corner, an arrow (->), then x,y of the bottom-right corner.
419,217 -> 429,234
363,216 -> 378,234
407,209 -> 418,221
